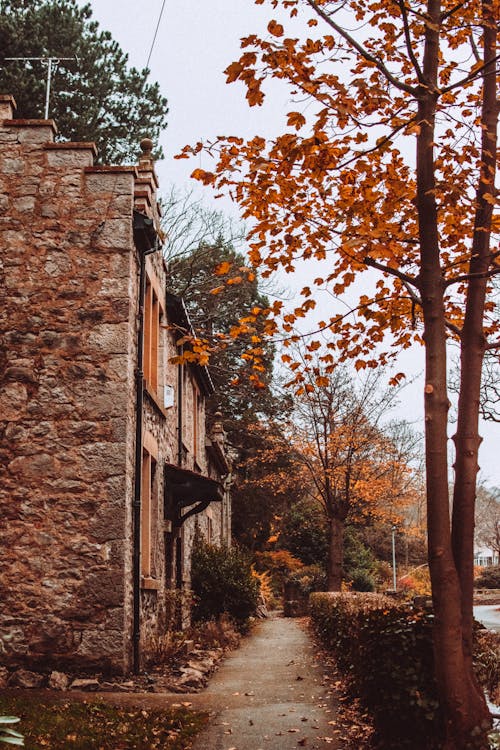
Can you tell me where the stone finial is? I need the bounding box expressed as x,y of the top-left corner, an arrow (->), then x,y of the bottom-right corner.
211,412 -> 226,444
138,137 -> 154,172
140,138 -> 154,157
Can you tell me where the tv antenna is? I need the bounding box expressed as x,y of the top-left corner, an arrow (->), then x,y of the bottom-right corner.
3,56 -> 78,119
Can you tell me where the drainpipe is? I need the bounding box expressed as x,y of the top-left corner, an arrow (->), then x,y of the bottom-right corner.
177,351 -> 183,467
132,211 -> 159,674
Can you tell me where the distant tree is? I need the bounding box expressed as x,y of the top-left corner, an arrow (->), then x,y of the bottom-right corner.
475,484 -> 500,557
0,0 -> 168,163
231,419 -> 303,550
279,498 -> 329,566
166,231 -> 289,463
290,363 -> 419,590
164,199 -> 295,550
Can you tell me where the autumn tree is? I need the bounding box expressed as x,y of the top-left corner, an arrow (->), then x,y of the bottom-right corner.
0,0 -> 168,162
180,0 -> 499,742
290,364 -> 418,589
231,419 -> 304,549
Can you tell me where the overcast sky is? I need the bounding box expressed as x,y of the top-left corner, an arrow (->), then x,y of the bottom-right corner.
85,0 -> 498,487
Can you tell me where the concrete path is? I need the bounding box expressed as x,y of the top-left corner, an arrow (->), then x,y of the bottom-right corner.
190,614 -> 340,750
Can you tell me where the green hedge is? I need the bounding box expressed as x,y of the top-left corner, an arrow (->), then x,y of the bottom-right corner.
310,592 -> 443,749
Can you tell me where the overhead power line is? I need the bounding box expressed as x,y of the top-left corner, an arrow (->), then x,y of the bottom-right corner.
145,0 -> 167,70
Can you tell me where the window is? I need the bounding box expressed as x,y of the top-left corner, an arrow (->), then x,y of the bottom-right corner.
143,260 -> 164,401
193,384 -> 200,462
141,430 -> 159,584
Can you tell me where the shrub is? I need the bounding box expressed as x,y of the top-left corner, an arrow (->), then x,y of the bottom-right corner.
190,534 -> 259,631
398,565 -> 432,598
310,592 -> 443,749
349,567 -> 376,592
287,564 -> 327,596
475,566 -> 500,589
474,629 -> 500,704
253,549 -> 304,600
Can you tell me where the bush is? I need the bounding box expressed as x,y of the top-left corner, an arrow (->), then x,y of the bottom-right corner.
474,629 -> 500,704
191,534 -> 259,631
279,500 -> 329,566
349,567 -> 376,592
475,566 -> 500,589
398,565 -> 432,598
287,564 -> 327,596
310,592 -> 443,749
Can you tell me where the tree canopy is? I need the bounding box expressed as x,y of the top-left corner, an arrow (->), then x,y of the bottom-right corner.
0,0 -> 168,163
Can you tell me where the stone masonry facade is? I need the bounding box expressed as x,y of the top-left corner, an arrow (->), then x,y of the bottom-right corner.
0,95 -> 231,675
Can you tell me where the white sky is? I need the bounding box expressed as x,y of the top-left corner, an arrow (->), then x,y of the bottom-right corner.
85,0 -> 498,487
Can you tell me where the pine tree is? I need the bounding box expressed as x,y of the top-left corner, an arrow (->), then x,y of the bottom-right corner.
0,0 -> 168,163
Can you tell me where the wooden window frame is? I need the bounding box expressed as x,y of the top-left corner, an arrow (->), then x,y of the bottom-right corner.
143,260 -> 164,403
141,430 -> 159,587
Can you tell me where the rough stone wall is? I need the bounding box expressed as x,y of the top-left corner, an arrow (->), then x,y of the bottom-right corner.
0,94 -> 232,674
0,96 -> 138,673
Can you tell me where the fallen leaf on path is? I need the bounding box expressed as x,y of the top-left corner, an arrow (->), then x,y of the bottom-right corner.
288,728 -> 299,733
298,739 -> 307,746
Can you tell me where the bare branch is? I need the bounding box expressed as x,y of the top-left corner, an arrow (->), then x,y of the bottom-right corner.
395,0 -> 424,81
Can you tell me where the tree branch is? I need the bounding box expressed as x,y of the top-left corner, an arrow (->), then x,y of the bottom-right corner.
306,0 -> 418,95
396,0 -> 424,81
441,54 -> 500,94
363,255 -> 420,289
444,266 -> 500,287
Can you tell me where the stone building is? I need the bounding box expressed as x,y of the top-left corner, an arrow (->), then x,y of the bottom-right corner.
0,94 -> 231,675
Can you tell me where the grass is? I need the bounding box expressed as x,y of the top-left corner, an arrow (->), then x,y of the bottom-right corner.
0,694 -> 208,749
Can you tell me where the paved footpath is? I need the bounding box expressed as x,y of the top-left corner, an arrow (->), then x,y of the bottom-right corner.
190,614 -> 341,750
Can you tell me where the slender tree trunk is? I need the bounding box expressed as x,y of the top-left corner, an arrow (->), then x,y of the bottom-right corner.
417,3 -> 489,746
450,0 -> 497,735
327,515 -> 344,591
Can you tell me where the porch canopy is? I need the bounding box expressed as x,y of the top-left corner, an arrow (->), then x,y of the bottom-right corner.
164,462 -> 224,526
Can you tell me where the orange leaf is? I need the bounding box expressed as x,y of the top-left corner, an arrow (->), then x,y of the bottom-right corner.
268,19 -> 284,36
215,261 -> 231,276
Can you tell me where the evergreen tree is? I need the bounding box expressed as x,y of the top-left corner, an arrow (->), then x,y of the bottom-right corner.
0,0 -> 168,163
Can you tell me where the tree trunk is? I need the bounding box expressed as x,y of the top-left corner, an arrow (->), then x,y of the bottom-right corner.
417,3 -> 490,746
327,515 -> 344,591
450,0 -> 497,737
